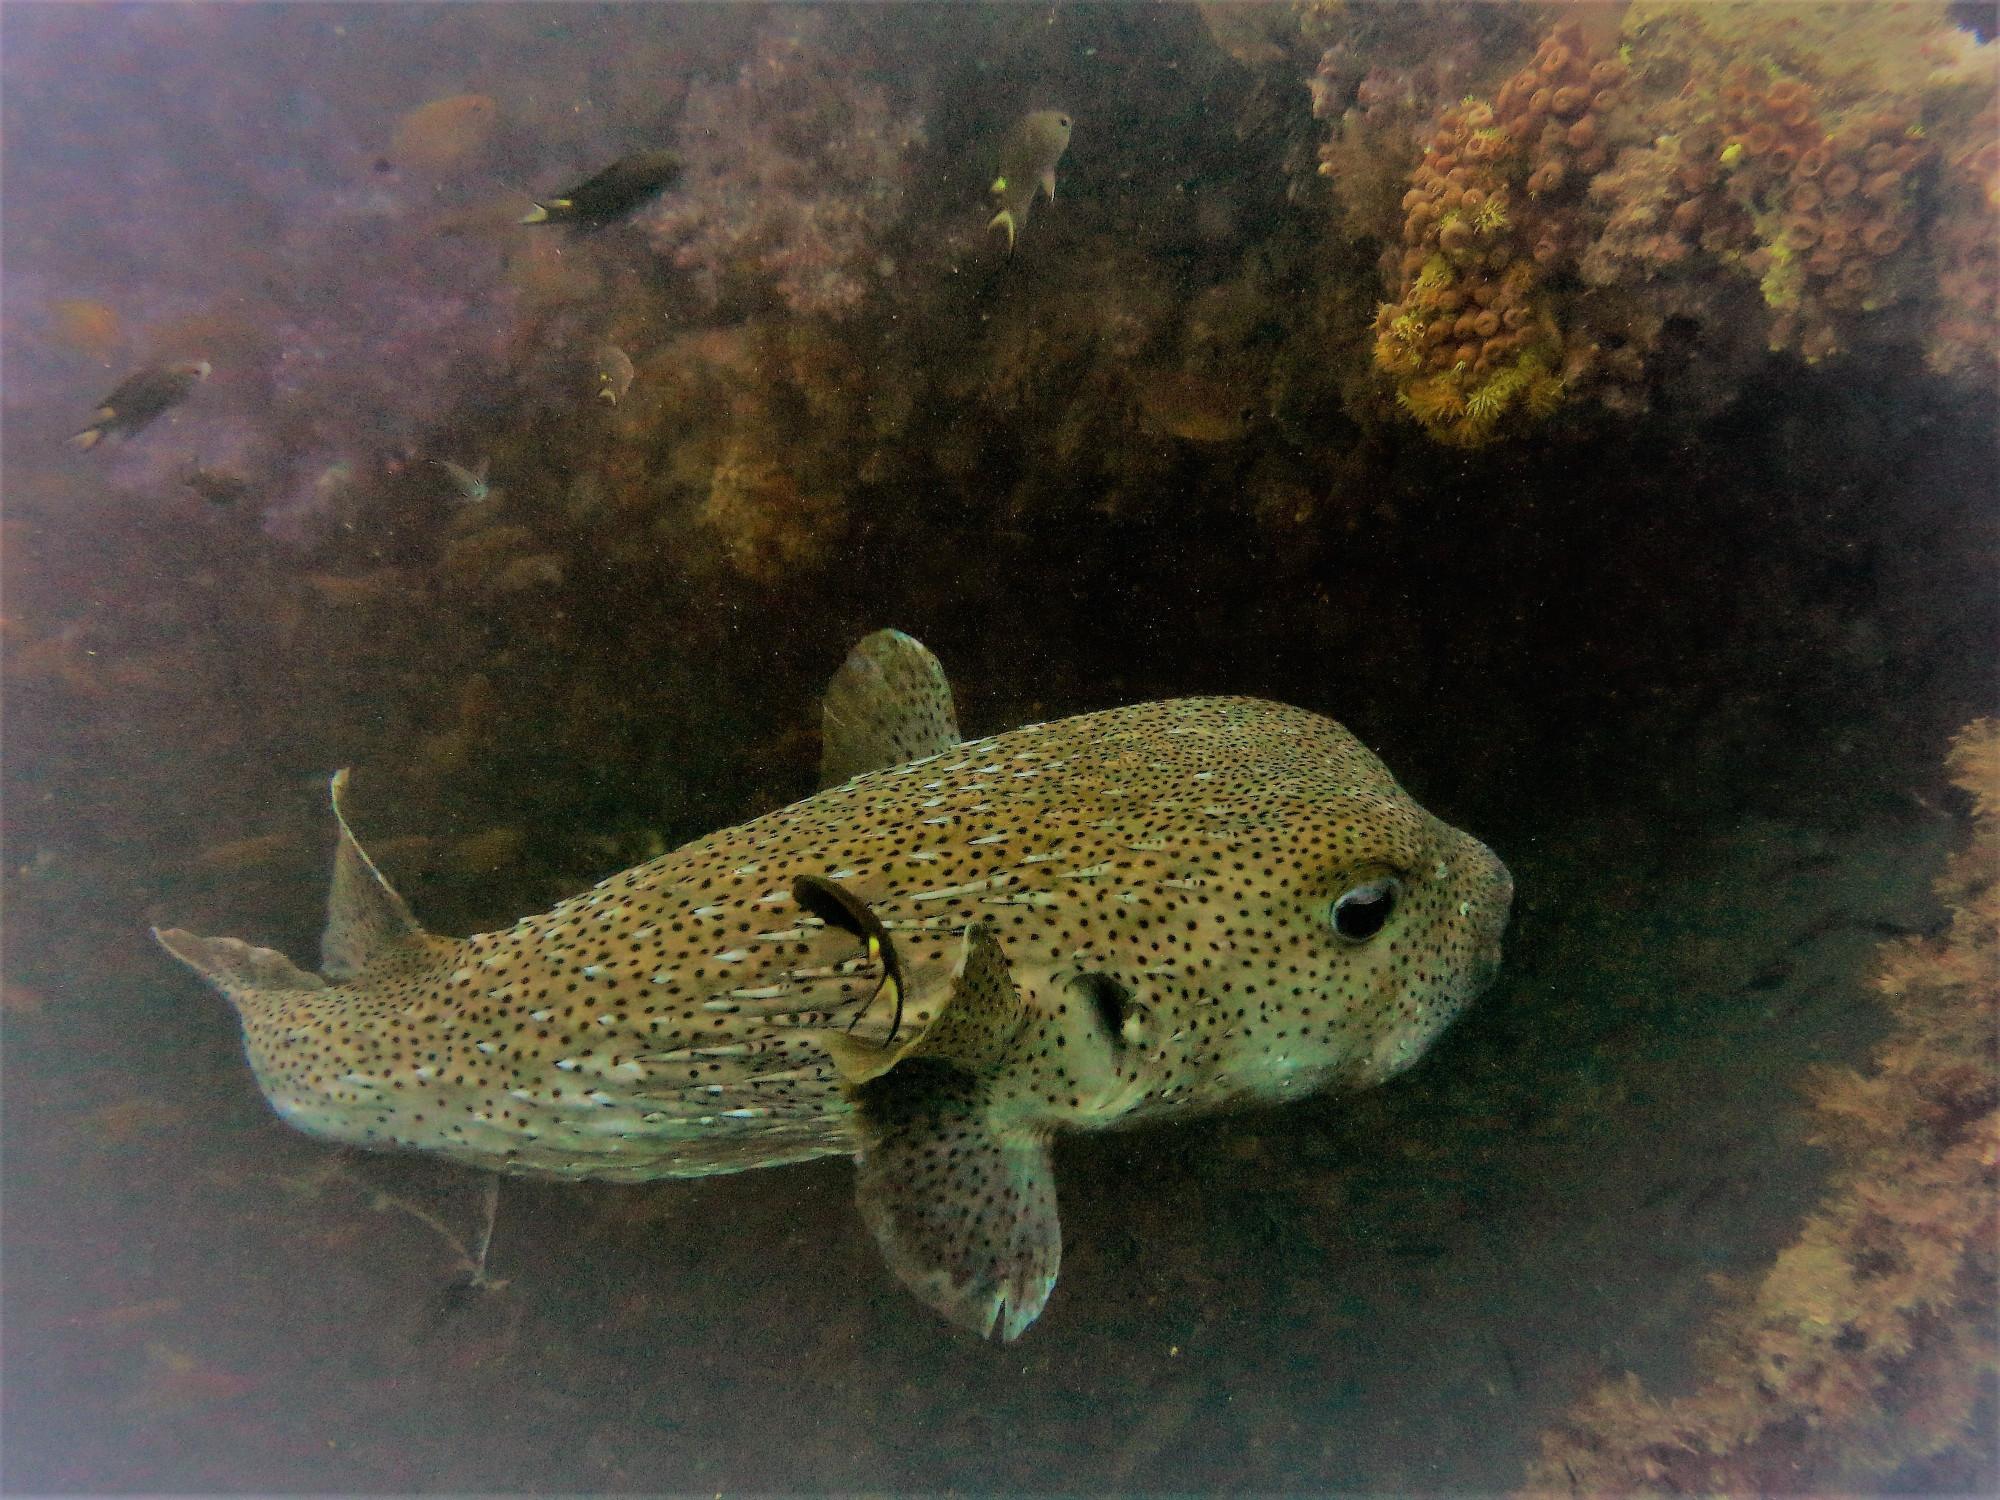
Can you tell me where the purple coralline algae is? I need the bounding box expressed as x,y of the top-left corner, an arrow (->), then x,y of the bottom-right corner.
648,12 -> 926,318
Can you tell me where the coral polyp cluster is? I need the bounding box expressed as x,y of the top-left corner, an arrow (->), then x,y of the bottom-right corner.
1374,128 -> 1542,443
1502,27 -> 1622,219
1353,3 -> 1999,445
1372,23 -> 1631,445
1709,73 -> 1934,359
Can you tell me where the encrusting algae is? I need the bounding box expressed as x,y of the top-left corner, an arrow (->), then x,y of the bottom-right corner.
1523,719 -> 2000,1495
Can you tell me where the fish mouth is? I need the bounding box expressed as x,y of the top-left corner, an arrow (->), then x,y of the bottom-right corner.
1470,853 -> 1514,995
1447,831 -> 1514,999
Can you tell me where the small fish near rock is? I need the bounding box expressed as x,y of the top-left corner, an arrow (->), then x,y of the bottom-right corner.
1134,370 -> 1258,444
434,457 -> 495,506
519,149 -> 683,229
388,93 -> 499,176
989,110 -> 1073,251
70,360 -> 210,450
593,344 -> 634,406
155,630 -> 1512,1342
182,461 -> 253,508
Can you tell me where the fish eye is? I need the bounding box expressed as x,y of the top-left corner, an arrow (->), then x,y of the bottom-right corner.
1330,878 -> 1401,942
1059,115 -> 1072,129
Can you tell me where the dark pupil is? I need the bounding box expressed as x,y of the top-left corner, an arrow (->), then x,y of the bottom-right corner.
1335,887 -> 1394,941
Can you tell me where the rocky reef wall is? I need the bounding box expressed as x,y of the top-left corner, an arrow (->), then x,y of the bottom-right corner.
1525,718 -> 1999,1494
1,4 -> 1995,1488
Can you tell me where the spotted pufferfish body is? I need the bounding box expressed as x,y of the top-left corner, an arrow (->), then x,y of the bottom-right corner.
158,630 -> 1512,1341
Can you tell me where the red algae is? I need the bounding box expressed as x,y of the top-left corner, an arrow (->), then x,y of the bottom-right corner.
1523,720 -> 2000,1495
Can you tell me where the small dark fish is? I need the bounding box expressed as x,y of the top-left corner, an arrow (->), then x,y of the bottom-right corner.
71,360 -> 210,450
1135,371 -> 1257,443
519,149 -> 682,228
183,461 -> 252,507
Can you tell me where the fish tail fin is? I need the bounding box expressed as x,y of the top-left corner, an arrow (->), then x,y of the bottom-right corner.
156,770 -> 438,1009
154,927 -> 328,1014
517,203 -> 550,225
321,769 -> 431,981
986,209 -> 1017,252
69,427 -> 102,451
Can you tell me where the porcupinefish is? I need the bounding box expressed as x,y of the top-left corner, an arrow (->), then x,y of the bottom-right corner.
989,110 -> 1073,251
156,630 -> 1511,1341
70,360 -> 210,450
519,148 -> 683,228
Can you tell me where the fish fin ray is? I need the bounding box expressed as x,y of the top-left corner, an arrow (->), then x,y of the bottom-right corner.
853,1060 -> 1060,1342
819,629 -> 962,788
322,769 -> 430,981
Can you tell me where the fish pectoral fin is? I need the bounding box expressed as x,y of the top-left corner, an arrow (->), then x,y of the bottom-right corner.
818,628 -> 962,788
154,927 -> 327,1006
852,1059 -> 1060,1343
899,921 -> 1023,1072
321,769 -> 431,982
824,920 -> 1021,1086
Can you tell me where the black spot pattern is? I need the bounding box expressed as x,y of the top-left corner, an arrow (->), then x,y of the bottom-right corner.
179,697 -> 1512,1195
853,1058 -> 1059,1343
819,629 -> 960,789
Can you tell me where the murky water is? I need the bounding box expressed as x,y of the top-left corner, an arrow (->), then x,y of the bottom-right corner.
4,4 -> 1994,1492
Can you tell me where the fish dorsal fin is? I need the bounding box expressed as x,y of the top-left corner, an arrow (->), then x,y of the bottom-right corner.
851,1057 -> 1060,1343
819,629 -> 961,789
321,769 -> 430,982
154,927 -> 328,1009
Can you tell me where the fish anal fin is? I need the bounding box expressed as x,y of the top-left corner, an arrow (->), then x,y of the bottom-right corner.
322,769 -> 430,981
853,1059 -> 1060,1342
1040,167 -> 1057,202
154,927 -> 327,1009
819,629 -> 962,788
